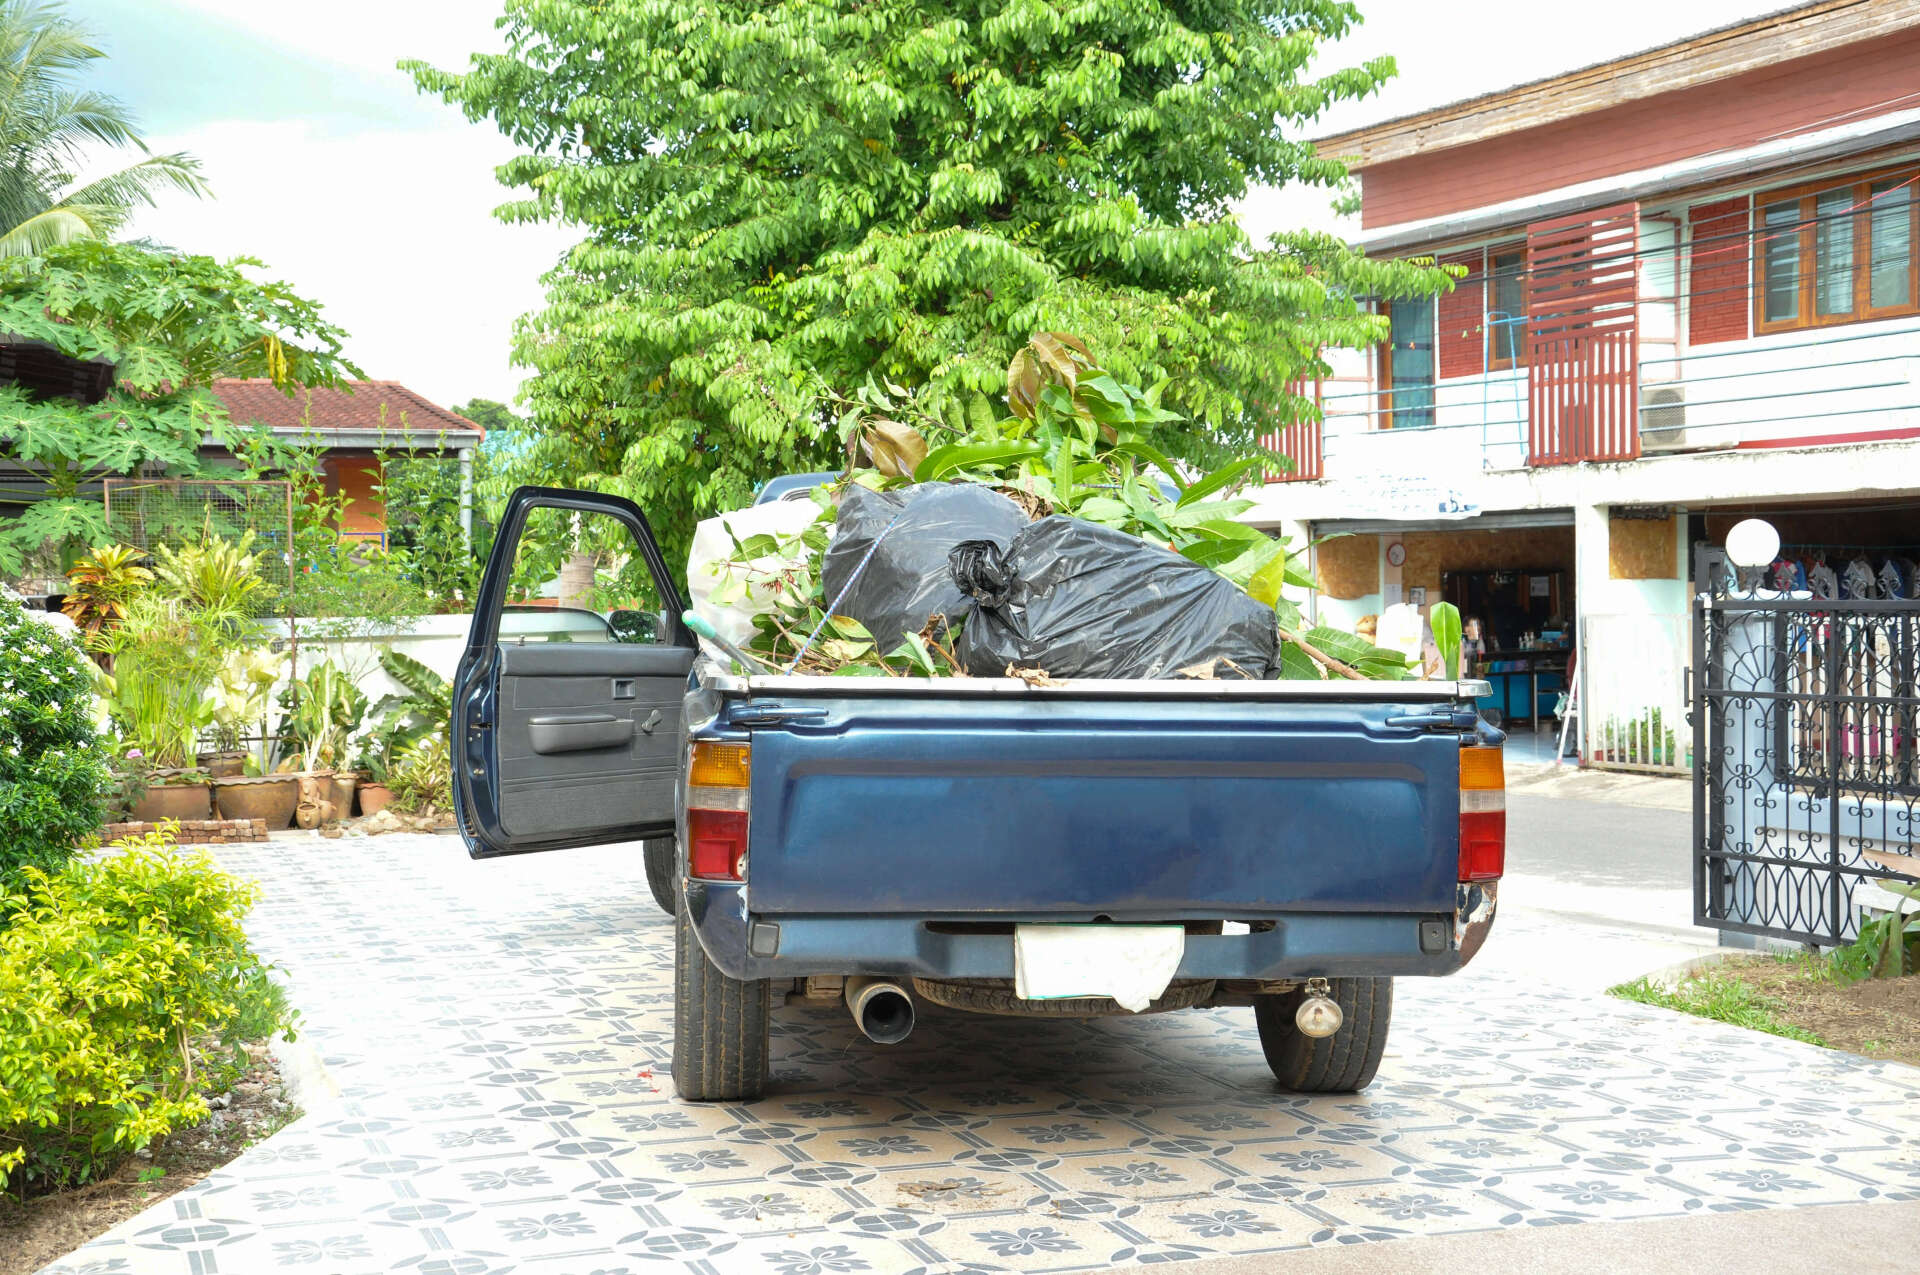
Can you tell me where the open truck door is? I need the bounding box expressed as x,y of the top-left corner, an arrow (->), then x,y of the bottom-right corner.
452,486 -> 694,859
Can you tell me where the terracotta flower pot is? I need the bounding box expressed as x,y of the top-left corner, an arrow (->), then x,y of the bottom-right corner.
332,772 -> 359,821
197,750 -> 248,779
130,781 -> 213,824
357,782 -> 395,817
213,775 -> 300,829
294,770 -> 335,829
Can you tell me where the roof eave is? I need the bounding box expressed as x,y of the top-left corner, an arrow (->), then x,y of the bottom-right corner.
1352,106 -> 1920,255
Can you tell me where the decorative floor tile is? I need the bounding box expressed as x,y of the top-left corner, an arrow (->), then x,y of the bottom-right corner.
38,833 -> 1920,1274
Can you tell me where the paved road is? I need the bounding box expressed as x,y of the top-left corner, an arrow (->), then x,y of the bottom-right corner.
1509,791 -> 1690,892
46,831 -> 1920,1275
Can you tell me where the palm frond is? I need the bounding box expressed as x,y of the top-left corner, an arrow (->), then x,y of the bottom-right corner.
58,152 -> 209,211
0,203 -> 101,257
18,88 -> 147,160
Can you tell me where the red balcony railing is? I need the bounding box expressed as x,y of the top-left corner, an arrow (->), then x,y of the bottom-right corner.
1261,375 -> 1324,481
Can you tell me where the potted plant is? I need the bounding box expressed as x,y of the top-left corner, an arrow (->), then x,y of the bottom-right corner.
203,647 -> 281,777
351,650 -> 450,818
354,744 -> 395,816
388,732 -> 451,818
276,661 -> 368,825
129,764 -> 214,823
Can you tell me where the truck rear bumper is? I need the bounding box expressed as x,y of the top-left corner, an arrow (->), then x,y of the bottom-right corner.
685,881 -> 1498,983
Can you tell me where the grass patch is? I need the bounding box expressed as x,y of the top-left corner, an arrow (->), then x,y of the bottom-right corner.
1608,969 -> 1829,1046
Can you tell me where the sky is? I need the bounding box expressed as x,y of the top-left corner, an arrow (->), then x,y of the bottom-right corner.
84,0 -> 1780,410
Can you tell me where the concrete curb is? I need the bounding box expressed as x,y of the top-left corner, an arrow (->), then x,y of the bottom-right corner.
1630,946 -> 1743,989
267,1027 -> 340,1115
1628,936 -> 1812,990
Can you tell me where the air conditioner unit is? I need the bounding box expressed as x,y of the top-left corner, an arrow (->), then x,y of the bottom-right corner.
1639,384 -> 1690,451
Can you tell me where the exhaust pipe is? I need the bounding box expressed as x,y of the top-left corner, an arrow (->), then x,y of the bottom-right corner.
844,976 -> 915,1045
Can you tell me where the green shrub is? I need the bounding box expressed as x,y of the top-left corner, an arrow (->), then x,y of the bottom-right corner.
0,825 -> 298,1191
0,590 -> 110,887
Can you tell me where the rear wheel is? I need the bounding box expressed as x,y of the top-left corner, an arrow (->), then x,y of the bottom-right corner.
1253,977 -> 1393,1093
644,838 -> 678,916
672,897 -> 770,1101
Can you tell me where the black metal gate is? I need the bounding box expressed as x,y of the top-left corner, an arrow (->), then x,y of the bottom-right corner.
1694,579 -> 1920,946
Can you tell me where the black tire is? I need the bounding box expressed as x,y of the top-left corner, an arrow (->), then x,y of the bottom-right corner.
1253,977 -> 1393,1093
672,897 -> 770,1101
644,838 -> 678,916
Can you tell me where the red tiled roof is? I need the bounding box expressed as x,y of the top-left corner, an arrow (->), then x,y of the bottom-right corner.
211,379 -> 483,440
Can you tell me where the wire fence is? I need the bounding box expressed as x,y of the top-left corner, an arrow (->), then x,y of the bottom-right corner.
101,478 -> 298,655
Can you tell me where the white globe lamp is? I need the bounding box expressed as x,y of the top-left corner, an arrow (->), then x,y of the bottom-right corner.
1725,519 -> 1780,570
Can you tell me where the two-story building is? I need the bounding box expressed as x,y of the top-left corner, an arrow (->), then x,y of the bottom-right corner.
1252,0 -> 1920,771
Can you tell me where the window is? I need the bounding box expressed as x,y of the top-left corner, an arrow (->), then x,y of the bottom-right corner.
1756,168 -> 1920,332
504,505 -> 665,644
1487,245 -> 1528,369
1380,299 -> 1434,428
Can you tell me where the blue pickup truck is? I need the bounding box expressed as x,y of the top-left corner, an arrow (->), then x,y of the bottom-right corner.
453,486 -> 1505,1102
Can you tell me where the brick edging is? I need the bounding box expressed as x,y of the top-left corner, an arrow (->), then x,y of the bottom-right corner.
100,818 -> 270,845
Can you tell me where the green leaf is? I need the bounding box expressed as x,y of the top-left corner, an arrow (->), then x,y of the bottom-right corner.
1108,440 -> 1187,495
1301,625 -> 1380,668
1177,538 -> 1253,568
1075,495 -> 1130,525
1162,499 -> 1254,528
1176,457 -> 1265,509
1430,601 -> 1463,681
1277,640 -> 1324,680
1187,518 -> 1265,542
912,440 -> 1042,482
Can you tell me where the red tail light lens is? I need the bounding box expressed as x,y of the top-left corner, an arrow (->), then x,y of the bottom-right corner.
1458,746 -> 1505,882
687,808 -> 748,881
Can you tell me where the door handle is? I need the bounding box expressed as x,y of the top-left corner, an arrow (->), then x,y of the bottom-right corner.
1385,709 -> 1481,732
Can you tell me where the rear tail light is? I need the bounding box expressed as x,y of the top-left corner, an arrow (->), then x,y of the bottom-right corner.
1458,744 -> 1505,882
688,741 -> 749,881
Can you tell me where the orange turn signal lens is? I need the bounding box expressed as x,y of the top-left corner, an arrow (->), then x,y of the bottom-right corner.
689,741 -> 750,789
1460,744 -> 1504,791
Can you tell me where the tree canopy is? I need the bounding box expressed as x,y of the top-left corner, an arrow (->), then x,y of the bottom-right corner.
409,1 -> 1445,562
0,0 -> 209,257
0,240 -> 358,573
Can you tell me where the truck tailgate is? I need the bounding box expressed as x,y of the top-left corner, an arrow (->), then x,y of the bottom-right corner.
739,687 -> 1461,916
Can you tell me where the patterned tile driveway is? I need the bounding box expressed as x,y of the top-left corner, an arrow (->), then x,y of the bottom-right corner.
45,833 -> 1920,1274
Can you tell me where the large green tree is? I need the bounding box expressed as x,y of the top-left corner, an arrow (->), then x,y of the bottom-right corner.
409,1 -> 1442,561
0,1 -> 209,257
0,241 -> 358,573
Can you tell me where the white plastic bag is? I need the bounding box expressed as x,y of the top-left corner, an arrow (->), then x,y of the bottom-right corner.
686,497 -> 828,647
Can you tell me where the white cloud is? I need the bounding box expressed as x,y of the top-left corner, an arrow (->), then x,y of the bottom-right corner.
122,118 -> 576,408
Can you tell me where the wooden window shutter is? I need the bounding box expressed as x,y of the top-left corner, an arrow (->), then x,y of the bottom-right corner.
1436,249 -> 1485,378
1688,197 -> 1750,346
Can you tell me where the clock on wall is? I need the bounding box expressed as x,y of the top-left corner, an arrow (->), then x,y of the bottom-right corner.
1385,542 -> 1406,567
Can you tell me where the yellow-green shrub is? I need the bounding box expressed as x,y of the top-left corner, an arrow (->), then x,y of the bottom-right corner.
0,589 -> 110,887
0,825 -> 297,1190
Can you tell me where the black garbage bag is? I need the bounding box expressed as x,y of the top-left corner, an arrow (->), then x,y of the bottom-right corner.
820,483 -> 1031,652
949,516 -> 1278,679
